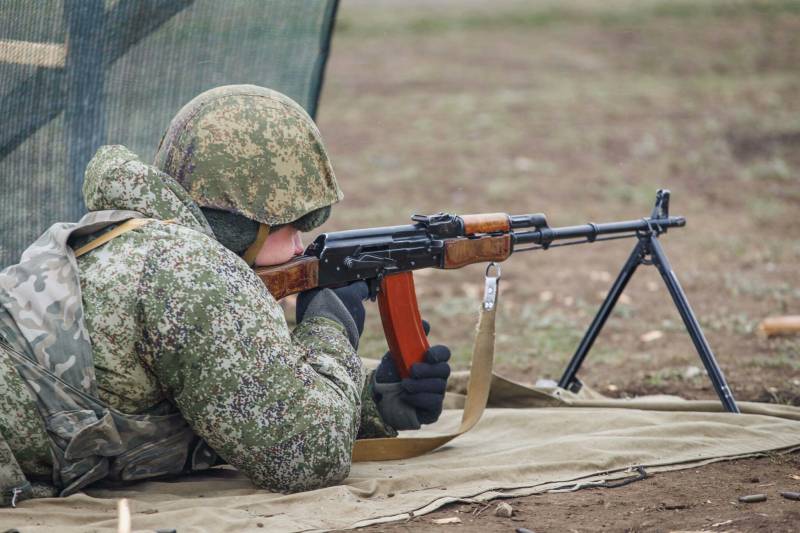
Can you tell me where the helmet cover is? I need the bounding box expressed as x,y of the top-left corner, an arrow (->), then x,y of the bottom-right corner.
154,85 -> 342,227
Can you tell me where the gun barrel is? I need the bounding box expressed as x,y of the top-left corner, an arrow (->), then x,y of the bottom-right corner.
512,215 -> 685,247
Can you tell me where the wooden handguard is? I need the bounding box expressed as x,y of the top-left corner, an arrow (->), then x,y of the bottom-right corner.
378,271 -> 430,378
443,234 -> 512,269
255,256 -> 319,300
460,212 -> 510,234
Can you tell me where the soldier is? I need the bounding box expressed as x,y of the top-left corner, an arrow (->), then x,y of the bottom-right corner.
0,85 -> 450,506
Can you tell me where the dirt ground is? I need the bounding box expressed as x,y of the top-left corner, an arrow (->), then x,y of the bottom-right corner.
355,452 -> 800,533
317,1 -> 800,530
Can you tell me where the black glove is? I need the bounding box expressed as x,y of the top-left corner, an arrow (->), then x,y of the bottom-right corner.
373,321 -> 451,430
296,281 -> 369,349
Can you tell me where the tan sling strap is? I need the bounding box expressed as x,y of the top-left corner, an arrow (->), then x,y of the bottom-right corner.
74,218 -> 159,258
352,263 -> 500,461
242,223 -> 270,266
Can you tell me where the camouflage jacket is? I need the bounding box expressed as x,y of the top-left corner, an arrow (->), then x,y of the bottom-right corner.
0,146 -> 393,505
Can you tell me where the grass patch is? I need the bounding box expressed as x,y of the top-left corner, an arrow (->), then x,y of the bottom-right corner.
723,273 -> 800,301
748,355 -> 800,371
645,367 -> 687,387
740,158 -> 794,183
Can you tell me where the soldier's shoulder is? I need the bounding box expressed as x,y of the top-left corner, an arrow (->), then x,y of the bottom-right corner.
141,221 -> 257,286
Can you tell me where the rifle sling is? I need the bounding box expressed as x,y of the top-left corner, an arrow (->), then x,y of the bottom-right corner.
73,218 -> 176,258
352,273 -> 498,461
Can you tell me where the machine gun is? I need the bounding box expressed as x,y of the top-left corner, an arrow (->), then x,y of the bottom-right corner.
256,189 -> 739,413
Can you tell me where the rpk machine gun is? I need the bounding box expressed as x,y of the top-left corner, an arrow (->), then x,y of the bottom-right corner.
257,190 -> 739,413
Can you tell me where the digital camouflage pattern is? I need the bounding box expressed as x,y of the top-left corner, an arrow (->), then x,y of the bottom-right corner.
0,207 -> 217,502
0,144 -> 392,503
0,346 -> 51,479
153,85 -> 343,227
0,433 -> 30,507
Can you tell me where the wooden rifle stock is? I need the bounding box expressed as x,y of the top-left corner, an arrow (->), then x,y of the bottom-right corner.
459,213 -> 510,234
254,256 -> 320,300
443,234 -> 512,269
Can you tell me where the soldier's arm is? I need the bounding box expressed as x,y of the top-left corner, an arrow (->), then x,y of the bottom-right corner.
137,232 -> 363,492
355,370 -> 399,439
290,287 -> 397,440
289,303 -> 396,438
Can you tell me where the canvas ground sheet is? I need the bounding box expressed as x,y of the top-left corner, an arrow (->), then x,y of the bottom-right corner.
1,375 -> 799,533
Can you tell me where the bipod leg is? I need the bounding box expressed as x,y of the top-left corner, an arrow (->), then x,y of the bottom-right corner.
647,235 -> 740,413
558,238 -> 647,392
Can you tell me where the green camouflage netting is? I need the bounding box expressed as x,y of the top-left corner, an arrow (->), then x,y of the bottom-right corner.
0,0 -> 339,267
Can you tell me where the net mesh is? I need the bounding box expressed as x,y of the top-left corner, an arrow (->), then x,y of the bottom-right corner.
0,0 -> 338,267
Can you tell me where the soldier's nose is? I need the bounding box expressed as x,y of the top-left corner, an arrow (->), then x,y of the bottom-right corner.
293,232 -> 304,255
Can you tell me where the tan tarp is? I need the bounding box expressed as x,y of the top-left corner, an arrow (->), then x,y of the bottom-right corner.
2,374 -> 799,533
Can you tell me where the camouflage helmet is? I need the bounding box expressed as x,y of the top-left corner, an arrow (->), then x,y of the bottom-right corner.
153,85 -> 343,228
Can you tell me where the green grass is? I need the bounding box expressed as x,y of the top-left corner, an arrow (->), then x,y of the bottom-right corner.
747,355 -> 800,371
741,158 -> 793,183
723,273 -> 800,302
645,367 -> 690,387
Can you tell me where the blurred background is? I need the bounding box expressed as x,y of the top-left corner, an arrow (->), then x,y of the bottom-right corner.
323,0 -> 800,403
1,0 -> 798,403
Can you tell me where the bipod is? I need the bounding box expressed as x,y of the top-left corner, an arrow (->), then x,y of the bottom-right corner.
557,190 -> 740,413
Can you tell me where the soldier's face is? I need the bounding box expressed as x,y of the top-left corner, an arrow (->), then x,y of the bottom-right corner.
254,225 -> 305,266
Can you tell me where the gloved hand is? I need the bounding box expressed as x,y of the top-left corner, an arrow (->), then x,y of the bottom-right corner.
372,321 -> 451,430
296,281 -> 369,349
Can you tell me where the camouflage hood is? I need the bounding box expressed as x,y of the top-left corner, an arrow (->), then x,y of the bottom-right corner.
83,145 -> 214,238
153,85 -> 343,226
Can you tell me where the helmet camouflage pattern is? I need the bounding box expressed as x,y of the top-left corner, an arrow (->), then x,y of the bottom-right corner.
153,85 -> 343,227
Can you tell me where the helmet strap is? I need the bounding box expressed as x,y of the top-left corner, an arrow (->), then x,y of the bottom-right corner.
242,223 -> 270,266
